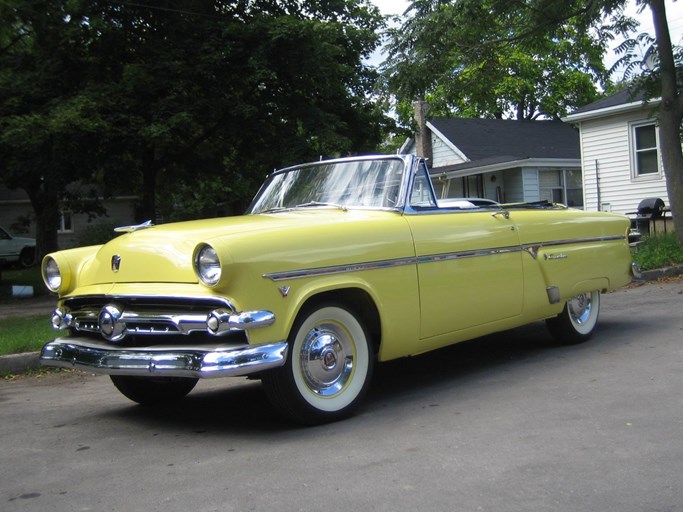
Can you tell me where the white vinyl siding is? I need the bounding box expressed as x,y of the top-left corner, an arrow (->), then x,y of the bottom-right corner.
430,134 -> 468,168
577,111 -> 668,215
502,168 -> 545,203
502,169 -> 521,203
402,133 -> 467,168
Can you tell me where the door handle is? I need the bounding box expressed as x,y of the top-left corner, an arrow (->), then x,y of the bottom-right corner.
492,210 -> 510,220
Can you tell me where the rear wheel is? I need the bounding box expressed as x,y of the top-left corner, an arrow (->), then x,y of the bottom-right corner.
110,376 -> 198,405
546,290 -> 600,345
262,302 -> 374,425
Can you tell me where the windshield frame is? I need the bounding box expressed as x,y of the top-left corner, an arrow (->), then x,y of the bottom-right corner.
247,155 -> 415,215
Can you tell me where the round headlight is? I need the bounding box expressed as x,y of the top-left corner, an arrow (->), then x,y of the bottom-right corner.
43,257 -> 62,292
195,244 -> 221,286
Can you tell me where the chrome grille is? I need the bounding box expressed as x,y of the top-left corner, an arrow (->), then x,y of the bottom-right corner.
57,295 -> 235,341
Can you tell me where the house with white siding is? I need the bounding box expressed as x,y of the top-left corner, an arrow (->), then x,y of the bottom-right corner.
562,88 -> 670,217
402,109 -> 583,207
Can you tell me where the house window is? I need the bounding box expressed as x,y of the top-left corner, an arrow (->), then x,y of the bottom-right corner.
58,212 -> 73,233
442,174 -> 484,199
539,169 -> 584,208
565,169 -> 583,208
631,122 -> 661,177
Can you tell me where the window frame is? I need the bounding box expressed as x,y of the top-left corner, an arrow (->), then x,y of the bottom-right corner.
58,211 -> 74,234
629,120 -> 662,180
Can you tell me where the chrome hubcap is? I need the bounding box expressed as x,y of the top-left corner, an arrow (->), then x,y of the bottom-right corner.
567,293 -> 591,325
300,326 -> 354,397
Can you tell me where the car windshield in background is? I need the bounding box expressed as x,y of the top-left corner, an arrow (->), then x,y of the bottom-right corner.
248,158 -> 406,214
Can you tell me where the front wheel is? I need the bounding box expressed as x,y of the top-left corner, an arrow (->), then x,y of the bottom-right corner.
261,303 -> 374,425
546,290 -> 601,345
110,376 -> 198,405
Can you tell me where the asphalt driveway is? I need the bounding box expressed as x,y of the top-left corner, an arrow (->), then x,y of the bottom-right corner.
1,277 -> 682,512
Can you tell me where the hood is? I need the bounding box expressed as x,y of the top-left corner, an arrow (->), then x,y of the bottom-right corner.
78,210 -> 400,286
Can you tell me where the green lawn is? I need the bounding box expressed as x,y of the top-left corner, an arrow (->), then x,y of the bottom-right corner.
0,266 -> 47,297
0,265 -> 55,355
0,315 -> 53,356
1,267 -> 53,355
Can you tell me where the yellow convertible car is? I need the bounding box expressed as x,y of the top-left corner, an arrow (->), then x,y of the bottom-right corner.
40,155 -> 636,424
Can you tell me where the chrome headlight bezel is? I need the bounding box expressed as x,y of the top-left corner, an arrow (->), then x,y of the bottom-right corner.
43,257 -> 62,292
194,244 -> 222,287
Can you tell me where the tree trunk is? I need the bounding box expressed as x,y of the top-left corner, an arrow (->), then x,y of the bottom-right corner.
650,0 -> 683,242
658,110 -> 683,242
25,187 -> 60,262
139,147 -> 159,223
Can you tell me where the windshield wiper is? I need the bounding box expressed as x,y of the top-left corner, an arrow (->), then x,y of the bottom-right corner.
260,206 -> 292,214
295,201 -> 348,211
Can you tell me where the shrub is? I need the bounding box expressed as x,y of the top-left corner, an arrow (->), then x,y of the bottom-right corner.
76,220 -> 122,246
632,233 -> 683,271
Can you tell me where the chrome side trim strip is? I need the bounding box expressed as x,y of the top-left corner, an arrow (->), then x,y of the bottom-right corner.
263,256 -> 417,282
417,245 -> 521,264
522,235 -> 625,259
40,337 -> 289,379
263,235 -> 627,281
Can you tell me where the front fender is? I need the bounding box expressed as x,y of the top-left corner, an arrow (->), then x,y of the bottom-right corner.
245,266 -> 420,362
42,245 -> 102,296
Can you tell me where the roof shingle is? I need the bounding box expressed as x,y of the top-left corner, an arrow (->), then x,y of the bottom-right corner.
430,118 -> 580,161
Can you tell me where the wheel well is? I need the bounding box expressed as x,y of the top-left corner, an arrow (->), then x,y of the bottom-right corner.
299,288 -> 382,355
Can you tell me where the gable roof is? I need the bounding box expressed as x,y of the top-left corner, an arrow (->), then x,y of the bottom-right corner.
563,87 -> 659,122
429,118 -> 580,163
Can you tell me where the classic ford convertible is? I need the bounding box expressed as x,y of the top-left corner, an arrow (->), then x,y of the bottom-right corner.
40,155 -> 636,424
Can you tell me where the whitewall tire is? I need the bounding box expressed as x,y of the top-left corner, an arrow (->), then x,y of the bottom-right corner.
262,302 -> 374,424
546,290 -> 601,345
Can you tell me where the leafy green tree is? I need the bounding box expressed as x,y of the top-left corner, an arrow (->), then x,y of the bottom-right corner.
0,0 -> 389,258
0,1 -> 110,260
382,0 -> 617,123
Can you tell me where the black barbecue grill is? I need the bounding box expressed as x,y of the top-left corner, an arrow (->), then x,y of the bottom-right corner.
636,197 -> 666,218
628,197 -> 670,238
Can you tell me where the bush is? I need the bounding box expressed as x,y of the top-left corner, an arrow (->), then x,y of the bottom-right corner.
632,234 -> 683,271
76,220 -> 122,246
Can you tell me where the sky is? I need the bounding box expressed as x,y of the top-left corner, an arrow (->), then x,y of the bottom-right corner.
368,0 -> 683,80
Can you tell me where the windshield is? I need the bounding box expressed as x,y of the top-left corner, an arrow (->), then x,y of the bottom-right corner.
248,158 -> 406,214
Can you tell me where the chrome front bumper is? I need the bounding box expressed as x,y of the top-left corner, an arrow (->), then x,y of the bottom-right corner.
40,337 -> 288,379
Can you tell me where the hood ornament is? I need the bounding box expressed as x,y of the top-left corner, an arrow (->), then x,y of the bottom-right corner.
114,220 -> 154,233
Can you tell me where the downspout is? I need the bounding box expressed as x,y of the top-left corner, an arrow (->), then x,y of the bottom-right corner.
595,159 -> 601,211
